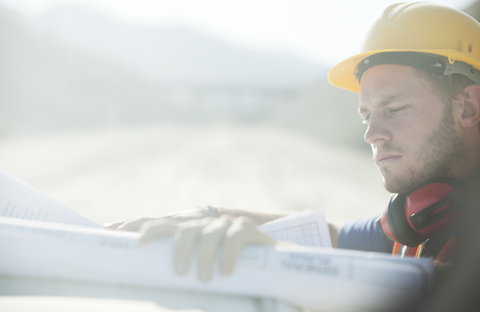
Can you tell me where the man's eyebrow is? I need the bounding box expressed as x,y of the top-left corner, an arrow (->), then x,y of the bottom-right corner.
358,93 -> 408,114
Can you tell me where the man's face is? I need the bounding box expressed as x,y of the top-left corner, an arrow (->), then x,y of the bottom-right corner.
358,65 -> 465,194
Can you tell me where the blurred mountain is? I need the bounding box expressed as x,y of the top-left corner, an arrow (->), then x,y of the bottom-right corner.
0,4 -> 332,135
0,5 -> 176,133
0,4 -> 366,149
268,77 -> 367,149
30,6 -> 324,88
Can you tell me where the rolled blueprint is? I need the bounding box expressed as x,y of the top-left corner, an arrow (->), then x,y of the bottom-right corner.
0,217 -> 434,311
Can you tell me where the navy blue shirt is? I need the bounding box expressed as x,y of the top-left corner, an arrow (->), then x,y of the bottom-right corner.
338,213 -> 470,258
338,215 -> 394,253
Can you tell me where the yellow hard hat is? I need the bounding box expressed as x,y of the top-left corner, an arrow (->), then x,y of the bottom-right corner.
328,2 -> 480,93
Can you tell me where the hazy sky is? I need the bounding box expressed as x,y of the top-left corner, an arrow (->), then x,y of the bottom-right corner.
0,0 -> 475,66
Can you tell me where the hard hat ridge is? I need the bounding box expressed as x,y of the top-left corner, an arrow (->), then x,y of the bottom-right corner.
356,52 -> 480,86
328,2 -> 480,93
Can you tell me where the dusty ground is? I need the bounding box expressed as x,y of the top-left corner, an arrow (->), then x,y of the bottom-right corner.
0,124 -> 390,225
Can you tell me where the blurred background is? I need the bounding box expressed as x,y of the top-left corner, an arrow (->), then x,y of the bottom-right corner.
0,0 -> 477,225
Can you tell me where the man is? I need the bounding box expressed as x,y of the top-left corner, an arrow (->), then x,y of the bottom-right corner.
107,2 -> 480,286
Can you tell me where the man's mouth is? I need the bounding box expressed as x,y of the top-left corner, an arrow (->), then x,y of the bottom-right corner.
375,153 -> 401,166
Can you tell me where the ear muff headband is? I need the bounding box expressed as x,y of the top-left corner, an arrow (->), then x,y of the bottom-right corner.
386,193 -> 426,247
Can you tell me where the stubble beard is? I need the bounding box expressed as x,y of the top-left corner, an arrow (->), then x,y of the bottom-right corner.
380,108 -> 466,194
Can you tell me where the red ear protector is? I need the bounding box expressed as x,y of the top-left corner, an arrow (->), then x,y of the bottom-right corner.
379,178 -> 465,247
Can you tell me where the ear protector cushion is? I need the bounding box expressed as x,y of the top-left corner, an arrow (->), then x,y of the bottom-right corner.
405,182 -> 459,237
382,193 -> 426,247
380,179 -> 461,247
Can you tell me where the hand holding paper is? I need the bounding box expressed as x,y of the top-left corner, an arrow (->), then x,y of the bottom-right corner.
110,207 -> 333,282
139,215 -> 275,281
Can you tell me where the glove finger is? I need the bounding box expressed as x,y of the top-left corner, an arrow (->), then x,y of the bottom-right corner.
138,219 -> 178,243
219,217 -> 275,276
196,215 -> 234,282
173,218 -> 212,275
103,221 -> 127,230
116,217 -> 158,232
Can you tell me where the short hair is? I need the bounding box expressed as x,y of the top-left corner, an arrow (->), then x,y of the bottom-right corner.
415,69 -> 479,131
415,69 -> 475,107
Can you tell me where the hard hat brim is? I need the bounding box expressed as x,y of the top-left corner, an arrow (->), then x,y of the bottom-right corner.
328,49 -> 480,94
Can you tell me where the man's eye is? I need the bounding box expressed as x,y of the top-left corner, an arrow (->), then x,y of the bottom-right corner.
390,107 -> 405,113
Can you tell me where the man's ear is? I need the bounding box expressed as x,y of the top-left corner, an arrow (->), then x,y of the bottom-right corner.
457,85 -> 480,129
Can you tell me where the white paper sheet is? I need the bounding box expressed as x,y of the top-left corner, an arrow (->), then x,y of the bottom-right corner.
259,211 -> 332,248
0,170 -> 99,227
0,217 -> 434,311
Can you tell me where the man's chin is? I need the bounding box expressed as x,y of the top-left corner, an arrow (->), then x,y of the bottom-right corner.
382,168 -> 414,194
383,179 -> 407,194
383,173 -> 423,194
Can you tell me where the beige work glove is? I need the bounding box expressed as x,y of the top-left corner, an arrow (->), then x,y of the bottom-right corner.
105,211 -> 275,282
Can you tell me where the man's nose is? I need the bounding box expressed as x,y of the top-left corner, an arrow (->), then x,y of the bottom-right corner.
363,113 -> 392,144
